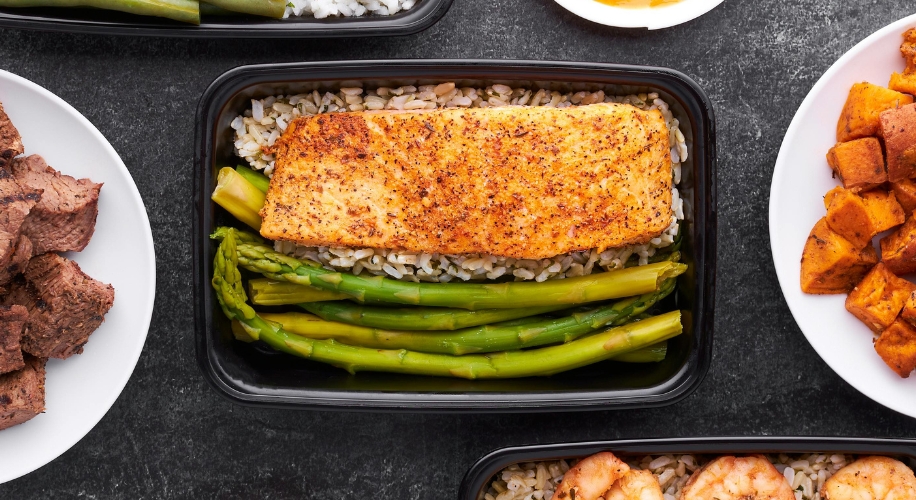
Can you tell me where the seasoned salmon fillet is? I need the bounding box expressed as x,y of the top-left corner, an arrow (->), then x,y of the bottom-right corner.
260,102 -> 672,260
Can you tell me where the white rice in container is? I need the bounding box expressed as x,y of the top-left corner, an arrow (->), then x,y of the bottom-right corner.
282,0 -> 416,19
232,83 -> 688,283
484,453 -> 854,500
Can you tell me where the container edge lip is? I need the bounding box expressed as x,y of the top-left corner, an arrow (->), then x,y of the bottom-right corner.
193,59 -> 718,412
0,0 -> 452,38
207,58 -> 712,82
458,436 -> 916,500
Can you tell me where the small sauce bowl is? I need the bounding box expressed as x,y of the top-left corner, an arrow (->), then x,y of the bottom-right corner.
553,0 -> 724,29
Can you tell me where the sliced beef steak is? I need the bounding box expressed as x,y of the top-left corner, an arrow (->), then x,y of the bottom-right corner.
0,234 -> 32,287
6,253 -> 114,359
0,102 -> 23,170
0,167 -> 41,285
0,355 -> 45,431
0,305 -> 27,375
11,155 -> 101,255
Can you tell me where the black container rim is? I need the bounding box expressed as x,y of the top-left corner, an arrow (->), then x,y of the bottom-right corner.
458,436 -> 916,499
193,59 -> 718,412
0,0 -> 452,38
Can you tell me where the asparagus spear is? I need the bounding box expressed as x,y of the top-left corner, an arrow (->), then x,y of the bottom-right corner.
246,278 -> 575,327
212,228 -> 686,310
198,1 -> 235,14
298,300 -> 571,330
0,0 -> 200,23
235,165 -> 270,193
211,168 -> 264,231
249,278 -> 350,305
214,228 -> 682,379
260,279 -> 675,354
201,0 -> 283,17
612,341 -> 667,363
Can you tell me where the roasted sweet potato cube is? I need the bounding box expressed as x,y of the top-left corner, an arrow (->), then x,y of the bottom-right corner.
837,83 -> 914,142
801,217 -> 879,294
880,103 -> 916,181
826,138 -> 886,192
824,187 -> 873,248
901,28 -> 916,74
891,178 -> 916,213
863,190 -> 906,231
846,262 -> 916,332
824,188 -> 904,249
889,72 -> 916,95
874,319 -> 916,378
900,291 -> 916,327
880,213 -> 916,275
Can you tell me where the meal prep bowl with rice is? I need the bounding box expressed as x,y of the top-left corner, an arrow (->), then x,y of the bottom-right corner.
459,437 -> 916,500
0,0 -> 451,37
193,60 -> 716,411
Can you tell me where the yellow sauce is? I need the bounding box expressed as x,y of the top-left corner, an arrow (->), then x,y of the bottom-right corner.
595,0 -> 682,8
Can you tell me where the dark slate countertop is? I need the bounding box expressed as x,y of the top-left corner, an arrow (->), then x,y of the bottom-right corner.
1,0 -> 915,497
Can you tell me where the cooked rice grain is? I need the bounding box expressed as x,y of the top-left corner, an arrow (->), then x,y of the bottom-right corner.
233,84 -> 687,283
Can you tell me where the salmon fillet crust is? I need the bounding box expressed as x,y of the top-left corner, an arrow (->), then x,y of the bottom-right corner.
260,102 -> 672,260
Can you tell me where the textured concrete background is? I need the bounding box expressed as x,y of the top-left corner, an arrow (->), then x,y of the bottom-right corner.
1,0 -> 915,497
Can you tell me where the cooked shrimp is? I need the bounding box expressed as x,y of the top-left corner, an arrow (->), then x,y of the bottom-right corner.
823,456 -> 916,500
553,452 -> 630,500
679,455 -> 795,500
604,469 -> 665,500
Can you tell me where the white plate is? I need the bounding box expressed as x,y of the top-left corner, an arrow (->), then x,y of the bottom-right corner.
0,70 -> 156,482
553,0 -> 723,30
770,15 -> 916,418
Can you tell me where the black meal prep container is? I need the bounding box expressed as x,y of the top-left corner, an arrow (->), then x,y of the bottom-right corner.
459,437 -> 916,500
0,0 -> 451,37
193,60 -> 717,412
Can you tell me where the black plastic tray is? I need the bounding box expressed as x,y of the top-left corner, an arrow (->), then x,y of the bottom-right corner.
459,437 -> 916,500
193,60 -> 718,412
0,0 -> 451,38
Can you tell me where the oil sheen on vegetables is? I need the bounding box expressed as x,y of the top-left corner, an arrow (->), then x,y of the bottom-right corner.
594,0 -> 682,8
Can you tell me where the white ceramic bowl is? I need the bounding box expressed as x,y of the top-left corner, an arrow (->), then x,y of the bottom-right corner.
770,14 -> 916,418
553,0 -> 723,30
0,70 -> 156,483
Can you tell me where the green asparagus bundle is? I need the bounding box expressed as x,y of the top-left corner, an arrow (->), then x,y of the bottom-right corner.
213,228 -> 683,378
211,228 -> 686,310
259,279 -> 675,354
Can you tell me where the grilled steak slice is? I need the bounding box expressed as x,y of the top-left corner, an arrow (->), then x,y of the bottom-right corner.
0,167 -> 41,285
0,305 -> 27,375
6,254 -> 114,359
0,235 -> 32,287
0,102 -> 23,170
0,355 -> 45,431
11,155 -> 101,255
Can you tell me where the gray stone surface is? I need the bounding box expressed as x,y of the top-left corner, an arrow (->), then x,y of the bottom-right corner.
1,0 -> 915,497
